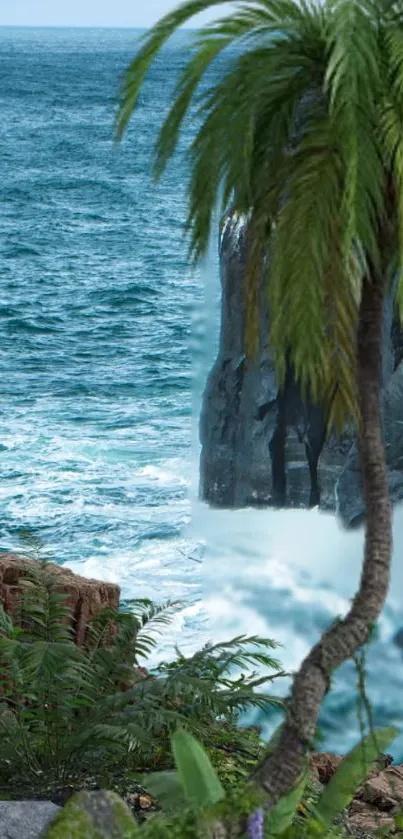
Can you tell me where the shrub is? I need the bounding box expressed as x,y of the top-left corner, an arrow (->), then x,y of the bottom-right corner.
136,726 -> 402,839
39,727 -> 403,839
0,557 -> 287,798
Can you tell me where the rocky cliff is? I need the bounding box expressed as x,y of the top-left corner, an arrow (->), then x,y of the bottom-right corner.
199,214 -> 403,528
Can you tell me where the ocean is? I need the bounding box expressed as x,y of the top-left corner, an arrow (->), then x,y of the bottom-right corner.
1,25 -> 403,759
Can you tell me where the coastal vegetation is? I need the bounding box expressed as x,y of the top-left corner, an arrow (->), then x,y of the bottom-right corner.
0,555 -> 283,803
1,557 -> 403,838
115,0 -> 403,820
2,0 -> 403,836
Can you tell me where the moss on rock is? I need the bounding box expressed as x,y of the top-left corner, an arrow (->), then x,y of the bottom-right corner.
41,790 -> 139,839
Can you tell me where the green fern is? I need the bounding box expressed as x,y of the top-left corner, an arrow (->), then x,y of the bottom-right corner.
0,560 -> 286,799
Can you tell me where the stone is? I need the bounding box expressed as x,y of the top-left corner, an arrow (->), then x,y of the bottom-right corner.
138,795 -> 153,810
305,753 -> 403,838
357,765 -> 403,811
347,800 -> 396,836
199,213 -> 403,526
41,790 -> 139,838
309,751 -> 343,784
0,801 -> 60,839
0,554 -> 120,646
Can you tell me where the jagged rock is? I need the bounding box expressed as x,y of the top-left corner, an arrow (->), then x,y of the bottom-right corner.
40,790 -> 139,838
199,214 -> 403,526
357,765 -> 403,811
309,751 -> 394,786
0,801 -> 60,839
0,553 -> 120,646
306,752 -> 403,838
347,800 -> 396,836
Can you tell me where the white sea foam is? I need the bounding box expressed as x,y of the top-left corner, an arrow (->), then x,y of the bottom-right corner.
196,502 -> 403,633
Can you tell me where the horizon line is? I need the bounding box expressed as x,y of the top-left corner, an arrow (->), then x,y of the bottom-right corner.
0,23 -> 199,30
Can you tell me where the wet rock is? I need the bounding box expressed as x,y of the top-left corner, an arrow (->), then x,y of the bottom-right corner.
199,213 -> 403,527
0,553 -> 120,646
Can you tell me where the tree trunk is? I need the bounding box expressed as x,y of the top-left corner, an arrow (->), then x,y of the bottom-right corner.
252,271 -> 393,807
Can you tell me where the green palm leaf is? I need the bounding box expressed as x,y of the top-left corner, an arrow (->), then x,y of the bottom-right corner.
115,0 -> 236,140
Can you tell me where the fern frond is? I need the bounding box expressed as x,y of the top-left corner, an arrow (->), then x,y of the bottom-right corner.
15,561 -> 75,644
0,606 -> 15,640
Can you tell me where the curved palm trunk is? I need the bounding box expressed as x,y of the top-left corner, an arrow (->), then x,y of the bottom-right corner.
252,272 -> 392,807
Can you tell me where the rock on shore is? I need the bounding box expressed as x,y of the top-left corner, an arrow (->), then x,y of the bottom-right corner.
200,214 -> 403,528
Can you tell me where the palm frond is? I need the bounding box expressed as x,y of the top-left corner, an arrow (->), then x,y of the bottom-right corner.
322,238 -> 361,431
381,28 -> 403,320
186,30 -> 327,263
325,0 -> 385,268
115,0 -> 236,140
116,0 -> 323,142
153,11 -> 278,180
267,111 -> 347,402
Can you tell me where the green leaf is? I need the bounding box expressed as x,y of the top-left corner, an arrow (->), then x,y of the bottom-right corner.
265,768 -> 308,835
138,771 -> 188,812
316,726 -> 399,827
171,728 -> 226,809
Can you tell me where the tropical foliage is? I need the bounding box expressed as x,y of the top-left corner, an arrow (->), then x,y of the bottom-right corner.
39,725 -> 403,838
116,0 -> 399,810
116,0 -> 403,431
129,726 -> 402,838
0,557 -> 286,798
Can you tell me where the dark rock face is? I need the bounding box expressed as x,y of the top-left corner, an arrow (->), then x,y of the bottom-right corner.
199,214 -> 403,527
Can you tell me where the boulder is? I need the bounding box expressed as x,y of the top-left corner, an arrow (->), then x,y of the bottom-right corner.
0,801 -> 60,839
199,213 -> 403,526
0,553 -> 120,646
357,765 -> 403,811
41,790 -> 139,838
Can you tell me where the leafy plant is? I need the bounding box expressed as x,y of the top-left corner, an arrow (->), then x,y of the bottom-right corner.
171,728 -> 226,808
116,0 -> 400,809
0,558 -> 287,798
138,726 -> 400,839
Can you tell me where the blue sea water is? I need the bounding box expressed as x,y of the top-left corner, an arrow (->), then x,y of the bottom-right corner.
2,25 -> 403,759
0,25 -> 209,650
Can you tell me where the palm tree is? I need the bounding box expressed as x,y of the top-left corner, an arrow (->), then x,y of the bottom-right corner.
116,0 -> 401,810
